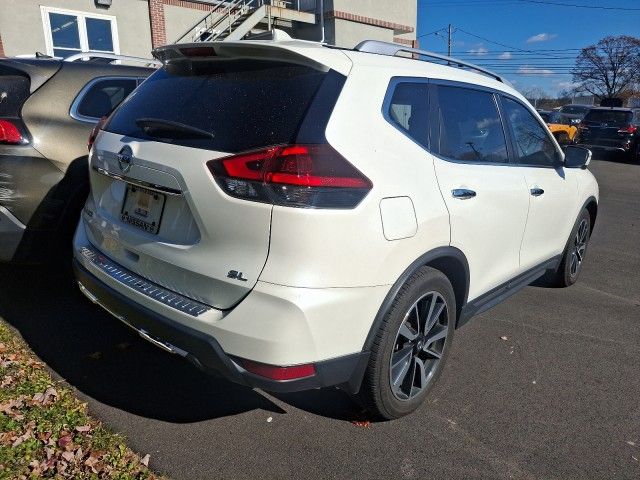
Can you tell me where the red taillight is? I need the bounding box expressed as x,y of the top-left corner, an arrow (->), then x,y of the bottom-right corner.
0,120 -> 23,144
239,359 -> 316,381
618,124 -> 637,134
208,144 -> 372,209
88,116 -> 109,151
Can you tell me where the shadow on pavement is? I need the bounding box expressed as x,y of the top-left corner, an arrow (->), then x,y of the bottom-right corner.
0,262 -> 367,423
0,263 -> 288,423
585,149 -> 638,165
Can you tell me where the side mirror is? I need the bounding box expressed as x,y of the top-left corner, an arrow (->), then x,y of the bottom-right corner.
564,145 -> 592,169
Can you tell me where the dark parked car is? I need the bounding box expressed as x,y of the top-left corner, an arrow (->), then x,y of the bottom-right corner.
0,54 -> 157,263
577,107 -> 640,162
559,104 -> 591,125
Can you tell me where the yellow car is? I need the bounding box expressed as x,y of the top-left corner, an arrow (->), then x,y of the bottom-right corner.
539,111 -> 579,145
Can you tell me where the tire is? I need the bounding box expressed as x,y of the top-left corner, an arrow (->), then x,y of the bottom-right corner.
358,266 -> 456,420
545,209 -> 591,287
631,143 -> 640,164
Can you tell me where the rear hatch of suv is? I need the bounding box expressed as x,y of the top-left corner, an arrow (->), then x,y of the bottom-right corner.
84,42 -> 352,310
580,109 -> 635,148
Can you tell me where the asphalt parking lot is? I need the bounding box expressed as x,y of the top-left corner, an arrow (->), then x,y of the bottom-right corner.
0,157 -> 638,480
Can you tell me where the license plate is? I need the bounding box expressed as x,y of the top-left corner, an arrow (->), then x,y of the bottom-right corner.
120,185 -> 166,234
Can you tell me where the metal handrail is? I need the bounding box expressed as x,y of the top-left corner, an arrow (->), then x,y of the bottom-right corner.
174,0 -> 317,44
64,52 -> 161,67
354,40 -> 506,84
175,0 -> 258,43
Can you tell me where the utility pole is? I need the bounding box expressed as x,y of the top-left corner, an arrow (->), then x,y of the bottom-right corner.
448,24 -> 452,57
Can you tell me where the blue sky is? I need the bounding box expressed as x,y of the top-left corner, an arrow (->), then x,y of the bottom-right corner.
417,0 -> 640,96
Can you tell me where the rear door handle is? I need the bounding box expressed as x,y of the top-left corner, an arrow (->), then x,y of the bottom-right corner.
530,187 -> 545,197
451,188 -> 476,200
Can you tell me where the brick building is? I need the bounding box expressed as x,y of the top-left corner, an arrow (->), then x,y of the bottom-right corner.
0,0 -> 416,58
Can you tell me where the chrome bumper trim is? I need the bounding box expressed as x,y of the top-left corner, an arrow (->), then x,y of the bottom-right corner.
78,281 -> 189,356
93,166 -> 183,196
78,246 -> 211,317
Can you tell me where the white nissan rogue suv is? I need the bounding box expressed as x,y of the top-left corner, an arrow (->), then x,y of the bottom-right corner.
73,39 -> 599,419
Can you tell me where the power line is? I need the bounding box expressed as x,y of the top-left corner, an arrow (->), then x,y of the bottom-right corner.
517,0 -> 640,11
416,27 -> 448,39
422,0 -> 640,10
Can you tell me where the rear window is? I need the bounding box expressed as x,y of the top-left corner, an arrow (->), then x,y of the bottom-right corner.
584,109 -> 632,126
77,78 -> 138,119
105,59 -> 344,152
0,68 -> 30,118
560,105 -> 588,115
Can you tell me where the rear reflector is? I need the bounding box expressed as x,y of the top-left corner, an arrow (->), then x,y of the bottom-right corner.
0,120 -> 23,144
239,359 -> 316,381
207,144 -> 372,209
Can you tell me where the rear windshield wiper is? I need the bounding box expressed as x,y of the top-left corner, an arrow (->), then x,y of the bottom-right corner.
135,118 -> 214,140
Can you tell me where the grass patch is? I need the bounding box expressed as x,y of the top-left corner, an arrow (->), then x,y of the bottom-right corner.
0,320 -> 161,479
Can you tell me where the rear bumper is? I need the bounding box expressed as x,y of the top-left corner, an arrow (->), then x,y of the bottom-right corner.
73,258 -> 370,394
577,142 -> 631,153
0,206 -> 26,262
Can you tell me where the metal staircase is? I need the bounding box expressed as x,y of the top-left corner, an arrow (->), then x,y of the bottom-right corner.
175,1 -> 317,44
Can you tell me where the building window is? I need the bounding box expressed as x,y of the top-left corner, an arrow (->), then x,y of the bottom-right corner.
41,7 -> 119,58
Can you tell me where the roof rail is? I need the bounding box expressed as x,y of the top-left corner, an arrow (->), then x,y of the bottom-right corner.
63,52 -> 161,67
354,40 -> 506,84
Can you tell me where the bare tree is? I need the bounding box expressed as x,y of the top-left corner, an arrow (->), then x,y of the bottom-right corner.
572,36 -> 640,101
520,86 -> 548,108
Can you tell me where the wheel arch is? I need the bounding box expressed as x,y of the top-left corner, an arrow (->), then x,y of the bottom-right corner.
584,196 -> 598,234
363,247 -> 470,352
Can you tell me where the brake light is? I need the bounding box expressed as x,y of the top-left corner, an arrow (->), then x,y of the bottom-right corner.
208,144 -> 372,209
239,359 -> 316,381
0,120 -> 23,144
618,124 -> 637,134
179,46 -> 216,57
88,116 -> 109,151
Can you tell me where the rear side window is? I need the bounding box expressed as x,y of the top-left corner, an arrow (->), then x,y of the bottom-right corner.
0,70 -> 30,118
583,109 -> 633,126
105,60 -> 344,152
76,78 -> 138,120
502,97 -> 558,167
385,82 -> 429,148
433,85 -> 508,163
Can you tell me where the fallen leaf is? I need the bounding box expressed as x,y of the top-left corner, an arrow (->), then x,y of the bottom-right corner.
12,429 -> 33,447
32,386 -> 57,405
75,425 -> 91,433
1,375 -> 14,387
84,456 -> 99,469
61,451 -> 75,463
140,454 -> 150,466
351,420 -> 371,428
58,434 -> 72,449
